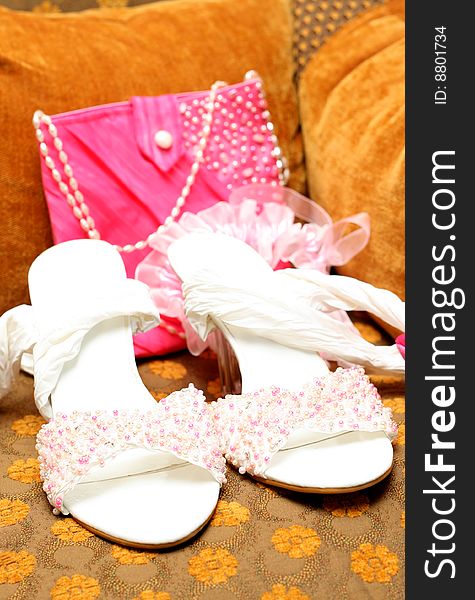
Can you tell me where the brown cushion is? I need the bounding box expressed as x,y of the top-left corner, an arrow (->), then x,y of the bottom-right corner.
299,0 -> 405,307
0,0 -> 302,313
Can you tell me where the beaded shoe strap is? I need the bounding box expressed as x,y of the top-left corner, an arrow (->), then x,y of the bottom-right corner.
36,385 -> 226,515
210,367 -> 397,477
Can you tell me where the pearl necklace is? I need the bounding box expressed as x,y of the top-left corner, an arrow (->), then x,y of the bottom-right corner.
33,79 -> 226,254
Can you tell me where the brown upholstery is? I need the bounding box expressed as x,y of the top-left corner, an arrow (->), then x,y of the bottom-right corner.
0,2 -> 405,598
0,0 -> 302,314
299,0 -> 405,308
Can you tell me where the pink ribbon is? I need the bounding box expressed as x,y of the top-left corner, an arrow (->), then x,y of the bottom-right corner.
136,183 -> 372,355
229,184 -> 370,271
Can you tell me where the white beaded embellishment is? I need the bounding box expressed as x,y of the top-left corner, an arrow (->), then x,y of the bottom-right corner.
211,367 -> 397,477
179,70 -> 288,190
36,385 -> 226,515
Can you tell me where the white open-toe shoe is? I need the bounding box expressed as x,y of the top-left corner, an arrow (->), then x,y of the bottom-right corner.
168,232 -> 403,493
0,239 -> 225,548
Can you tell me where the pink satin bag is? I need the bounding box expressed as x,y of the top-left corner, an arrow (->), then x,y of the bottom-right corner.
33,73 -> 287,357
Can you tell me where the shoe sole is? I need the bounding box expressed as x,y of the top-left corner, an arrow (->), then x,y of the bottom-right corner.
252,462 -> 393,494
74,510 -> 215,550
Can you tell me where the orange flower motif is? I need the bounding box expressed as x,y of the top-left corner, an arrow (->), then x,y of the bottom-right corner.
351,543 -> 399,583
51,518 -> 94,543
7,458 -> 41,483
323,493 -> 369,518
383,397 -> 405,414
271,525 -> 321,558
188,547 -> 238,585
148,360 -> 187,380
261,584 -> 311,600
133,592 -> 171,600
50,574 -> 100,599
111,545 -> 155,565
0,498 -> 30,527
11,414 -> 46,436
0,550 -> 36,584
207,378 -> 222,398
210,500 -> 250,527
395,422 -> 405,446
32,0 -> 61,13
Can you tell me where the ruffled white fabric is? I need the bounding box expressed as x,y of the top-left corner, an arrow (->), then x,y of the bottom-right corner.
1,280 -> 160,418
137,185 -> 371,355
0,305 -> 36,399
275,269 -> 405,332
182,269 -> 405,375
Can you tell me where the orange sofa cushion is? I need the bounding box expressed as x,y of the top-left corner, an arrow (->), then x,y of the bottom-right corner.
299,0 -> 405,307
0,0 -> 302,313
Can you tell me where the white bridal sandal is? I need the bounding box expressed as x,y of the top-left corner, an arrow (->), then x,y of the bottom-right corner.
168,232 -> 404,493
0,240 -> 225,548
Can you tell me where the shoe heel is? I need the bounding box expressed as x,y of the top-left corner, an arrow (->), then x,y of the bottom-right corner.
213,330 -> 242,396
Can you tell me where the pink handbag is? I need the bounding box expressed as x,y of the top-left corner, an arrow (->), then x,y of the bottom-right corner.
33,72 -> 287,357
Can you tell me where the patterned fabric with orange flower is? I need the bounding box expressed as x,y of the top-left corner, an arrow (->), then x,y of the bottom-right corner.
0,550 -> 36,584
384,396 -> 405,413
210,500 -> 250,527
148,360 -> 187,379
50,574 -> 100,599
351,543 -> 399,583
0,498 -> 30,527
271,525 -> 321,558
51,518 -> 94,542
7,457 -> 41,483
111,545 -> 155,565
188,547 -> 238,585
11,414 -> 46,436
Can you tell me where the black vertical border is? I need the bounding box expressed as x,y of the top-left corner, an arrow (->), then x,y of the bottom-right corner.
406,1 -> 472,596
